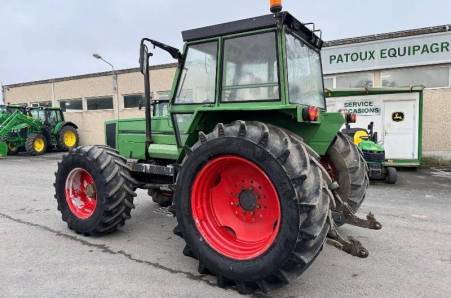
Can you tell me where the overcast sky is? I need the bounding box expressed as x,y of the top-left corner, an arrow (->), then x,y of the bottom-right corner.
1,0 -> 450,86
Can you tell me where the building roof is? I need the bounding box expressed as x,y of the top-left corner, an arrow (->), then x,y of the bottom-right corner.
182,12 -> 323,48
5,63 -> 177,89
325,24 -> 451,47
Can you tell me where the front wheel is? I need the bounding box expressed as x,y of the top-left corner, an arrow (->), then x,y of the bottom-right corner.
25,133 -> 47,156
54,146 -> 136,235
385,167 -> 398,184
175,121 -> 331,293
7,143 -> 19,155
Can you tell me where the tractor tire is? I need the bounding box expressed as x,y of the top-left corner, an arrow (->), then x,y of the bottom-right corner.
54,145 -> 136,236
385,167 -> 398,184
174,121 -> 331,294
25,133 -> 48,156
58,126 -> 79,151
148,189 -> 173,207
7,143 -> 19,155
323,133 -> 369,226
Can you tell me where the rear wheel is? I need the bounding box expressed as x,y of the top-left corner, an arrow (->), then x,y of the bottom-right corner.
54,146 -> 136,235
322,133 -> 369,225
58,126 -> 79,151
175,121 -> 331,293
25,133 -> 47,156
385,167 -> 398,184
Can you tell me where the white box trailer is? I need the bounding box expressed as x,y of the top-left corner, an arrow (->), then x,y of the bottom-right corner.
326,87 -> 424,167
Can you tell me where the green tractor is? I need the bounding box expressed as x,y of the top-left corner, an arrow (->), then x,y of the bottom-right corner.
0,106 -> 79,157
0,104 -> 27,124
342,122 -> 398,184
54,6 -> 381,294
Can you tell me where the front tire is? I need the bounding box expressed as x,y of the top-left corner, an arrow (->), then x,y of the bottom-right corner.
385,167 -> 398,184
148,189 -> 173,207
175,121 -> 331,293
323,133 -> 369,225
7,143 -> 19,155
54,146 -> 136,235
25,133 -> 47,156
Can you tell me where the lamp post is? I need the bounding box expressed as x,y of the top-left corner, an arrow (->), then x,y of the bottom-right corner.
0,81 -> 6,105
92,53 -> 120,122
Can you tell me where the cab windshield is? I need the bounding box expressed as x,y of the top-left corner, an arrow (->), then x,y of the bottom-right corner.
286,32 -> 325,108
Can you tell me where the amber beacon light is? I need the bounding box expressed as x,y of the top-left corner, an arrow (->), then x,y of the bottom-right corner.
270,0 -> 283,13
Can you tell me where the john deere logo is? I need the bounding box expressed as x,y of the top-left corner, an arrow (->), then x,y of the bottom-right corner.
392,112 -> 404,122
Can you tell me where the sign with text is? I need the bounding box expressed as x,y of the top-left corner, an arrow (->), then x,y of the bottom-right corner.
322,31 -> 451,74
336,99 -> 381,116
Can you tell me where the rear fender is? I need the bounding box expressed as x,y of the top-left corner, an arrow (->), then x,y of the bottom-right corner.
176,108 -> 345,162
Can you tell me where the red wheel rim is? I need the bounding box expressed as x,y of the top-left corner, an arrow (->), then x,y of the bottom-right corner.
65,168 -> 97,219
191,155 -> 281,260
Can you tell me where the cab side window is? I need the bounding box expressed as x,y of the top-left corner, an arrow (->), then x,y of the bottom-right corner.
175,42 -> 218,104
47,111 -> 59,125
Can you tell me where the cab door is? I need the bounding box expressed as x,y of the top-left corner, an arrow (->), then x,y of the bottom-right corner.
170,40 -> 219,148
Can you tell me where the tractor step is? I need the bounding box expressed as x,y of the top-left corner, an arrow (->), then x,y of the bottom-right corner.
128,160 -> 175,176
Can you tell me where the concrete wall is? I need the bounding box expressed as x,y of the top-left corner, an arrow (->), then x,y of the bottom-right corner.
4,65 -> 176,145
422,88 -> 451,162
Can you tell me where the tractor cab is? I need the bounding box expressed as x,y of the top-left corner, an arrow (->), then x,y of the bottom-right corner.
133,11 -> 344,162
29,107 -> 65,128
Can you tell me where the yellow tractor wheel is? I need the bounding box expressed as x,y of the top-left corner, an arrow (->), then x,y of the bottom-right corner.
7,143 -> 19,155
58,126 -> 79,151
25,133 -> 48,156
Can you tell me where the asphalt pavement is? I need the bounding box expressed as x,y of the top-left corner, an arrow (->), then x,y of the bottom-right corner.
0,153 -> 450,298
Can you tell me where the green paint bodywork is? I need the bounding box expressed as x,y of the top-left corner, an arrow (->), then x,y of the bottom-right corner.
108,20 -> 347,162
0,110 -> 43,156
358,140 -> 384,153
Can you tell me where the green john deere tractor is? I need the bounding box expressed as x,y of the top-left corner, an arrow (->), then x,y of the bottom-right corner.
54,6 -> 381,294
0,104 -> 27,124
0,106 -> 79,157
342,122 -> 398,184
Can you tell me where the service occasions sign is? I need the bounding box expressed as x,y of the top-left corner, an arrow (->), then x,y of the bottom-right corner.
334,99 -> 381,116
322,31 -> 451,74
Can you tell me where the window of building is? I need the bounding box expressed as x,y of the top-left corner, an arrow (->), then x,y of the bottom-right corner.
31,101 -> 52,107
175,42 -> 218,104
87,96 -> 113,110
381,66 -> 450,88
157,91 -> 171,100
286,33 -> 324,107
335,72 -> 373,88
124,94 -> 143,108
60,99 -> 83,112
324,77 -> 334,89
222,32 -> 279,102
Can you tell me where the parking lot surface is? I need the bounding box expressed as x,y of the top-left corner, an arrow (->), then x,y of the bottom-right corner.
1,153 -> 450,298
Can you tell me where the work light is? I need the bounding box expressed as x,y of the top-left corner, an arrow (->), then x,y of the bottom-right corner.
270,0 -> 282,13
